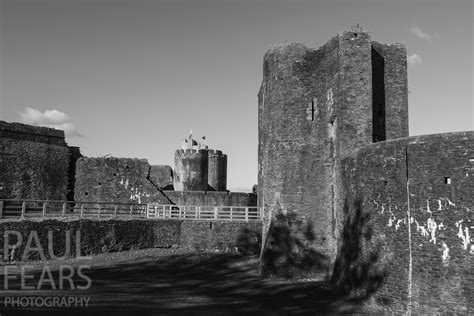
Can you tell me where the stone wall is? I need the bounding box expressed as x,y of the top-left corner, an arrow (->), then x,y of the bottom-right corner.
180,221 -> 261,252
0,218 -> 261,262
163,191 -> 257,207
0,121 -> 70,200
334,132 -> 473,313
74,157 -> 255,207
149,165 -> 174,190
74,157 -> 172,204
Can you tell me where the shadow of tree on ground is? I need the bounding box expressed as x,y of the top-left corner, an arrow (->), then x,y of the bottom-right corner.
1,250 -> 381,315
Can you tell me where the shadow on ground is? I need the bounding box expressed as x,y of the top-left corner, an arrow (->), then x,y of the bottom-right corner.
0,251 -> 380,315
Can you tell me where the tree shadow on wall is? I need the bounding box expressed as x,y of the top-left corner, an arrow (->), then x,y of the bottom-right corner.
260,205 -> 329,279
332,198 -> 387,300
235,227 -> 262,256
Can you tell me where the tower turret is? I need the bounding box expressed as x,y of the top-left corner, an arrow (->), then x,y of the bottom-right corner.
208,150 -> 227,191
174,149 -> 208,191
258,30 -> 408,276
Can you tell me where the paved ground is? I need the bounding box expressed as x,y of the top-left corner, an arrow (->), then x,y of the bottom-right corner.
0,249 -> 382,315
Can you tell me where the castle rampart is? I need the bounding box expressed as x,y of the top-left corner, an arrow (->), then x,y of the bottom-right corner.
0,120 -> 70,200
74,157 -> 172,204
74,157 -> 256,207
149,165 -> 174,190
0,120 -> 66,146
334,131 -> 473,313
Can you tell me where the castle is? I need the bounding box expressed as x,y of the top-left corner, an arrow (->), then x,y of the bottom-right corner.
0,29 -> 472,313
258,30 -> 473,313
0,123 -> 255,208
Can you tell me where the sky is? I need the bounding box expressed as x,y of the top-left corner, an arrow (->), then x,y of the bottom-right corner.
0,0 -> 472,191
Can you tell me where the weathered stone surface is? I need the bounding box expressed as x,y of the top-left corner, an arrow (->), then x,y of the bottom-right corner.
163,191 -> 256,207
258,30 -> 472,313
74,157 -> 170,204
371,42 -> 409,140
180,221 -> 261,252
208,149 -> 227,191
258,31 -> 410,275
0,219 -> 261,259
0,120 -> 69,200
333,131 -> 474,313
149,165 -> 174,190
174,149 -> 209,191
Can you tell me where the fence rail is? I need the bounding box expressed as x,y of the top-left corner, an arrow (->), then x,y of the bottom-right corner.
146,204 -> 262,222
0,199 -> 148,220
0,199 -> 263,222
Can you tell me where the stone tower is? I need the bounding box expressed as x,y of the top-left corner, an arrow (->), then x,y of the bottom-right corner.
174,149 -> 209,191
208,150 -> 227,191
258,30 -> 408,273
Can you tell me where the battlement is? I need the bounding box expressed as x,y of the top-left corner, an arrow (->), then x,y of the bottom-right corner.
208,149 -> 225,156
263,42 -> 308,60
77,157 -> 149,164
0,120 -> 66,146
339,30 -> 371,41
175,149 -> 208,156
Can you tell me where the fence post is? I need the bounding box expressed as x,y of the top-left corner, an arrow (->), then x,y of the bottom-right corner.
214,206 -> 218,220
21,201 -> 26,220
230,207 -> 233,221
130,205 -> 133,218
80,204 -> 84,218
245,207 -> 249,222
195,206 -> 198,220
62,203 -> 67,217
0,201 -> 3,219
42,202 -> 47,218
97,204 -> 101,219
115,205 -> 119,218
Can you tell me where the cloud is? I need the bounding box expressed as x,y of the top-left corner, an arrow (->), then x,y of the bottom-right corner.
407,53 -> 422,66
410,25 -> 439,41
20,107 -> 82,137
